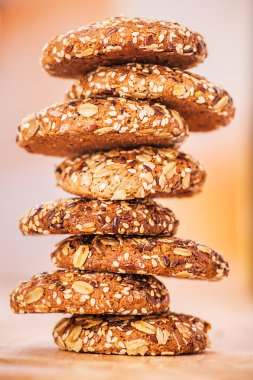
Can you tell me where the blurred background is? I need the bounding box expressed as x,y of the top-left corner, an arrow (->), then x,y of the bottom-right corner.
0,0 -> 252,354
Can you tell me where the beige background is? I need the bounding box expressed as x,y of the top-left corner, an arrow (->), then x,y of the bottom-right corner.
0,0 -> 252,374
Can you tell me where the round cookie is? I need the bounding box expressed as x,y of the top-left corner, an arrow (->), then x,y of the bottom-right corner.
67,63 -> 235,132
41,16 -> 207,78
55,147 -> 206,200
17,98 -> 188,157
10,270 -> 169,315
53,312 -> 210,355
19,198 -> 178,236
51,235 -> 229,280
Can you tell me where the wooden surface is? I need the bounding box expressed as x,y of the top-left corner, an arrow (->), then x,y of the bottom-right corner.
1,350 -> 253,380
1,277 -> 253,380
1,314 -> 253,380
1,331 -> 253,380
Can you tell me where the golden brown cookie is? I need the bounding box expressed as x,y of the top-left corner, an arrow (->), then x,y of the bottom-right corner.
19,198 -> 178,236
17,98 -> 188,157
55,147 -> 206,200
51,235 -> 229,280
41,16 -> 207,78
10,270 -> 169,315
53,313 -> 210,355
67,63 -> 235,132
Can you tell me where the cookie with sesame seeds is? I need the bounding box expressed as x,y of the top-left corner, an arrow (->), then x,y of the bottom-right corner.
51,235 -> 229,280
41,16 -> 207,78
67,63 -> 235,132
17,97 -> 188,157
19,198 -> 178,236
55,147 -> 206,200
10,270 -> 169,316
53,312 -> 210,355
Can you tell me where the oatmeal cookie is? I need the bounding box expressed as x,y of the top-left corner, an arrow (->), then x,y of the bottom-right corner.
17,97 -> 188,157
55,147 -> 206,200
19,198 -> 178,236
10,270 -> 169,315
52,235 -> 229,280
41,17 -> 207,78
53,312 -> 210,355
67,63 -> 235,132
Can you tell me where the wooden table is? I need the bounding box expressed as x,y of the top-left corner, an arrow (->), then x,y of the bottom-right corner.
1,277 -> 253,379
1,332 -> 253,380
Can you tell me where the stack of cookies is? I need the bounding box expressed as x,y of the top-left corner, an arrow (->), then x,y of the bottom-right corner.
11,17 -> 234,356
